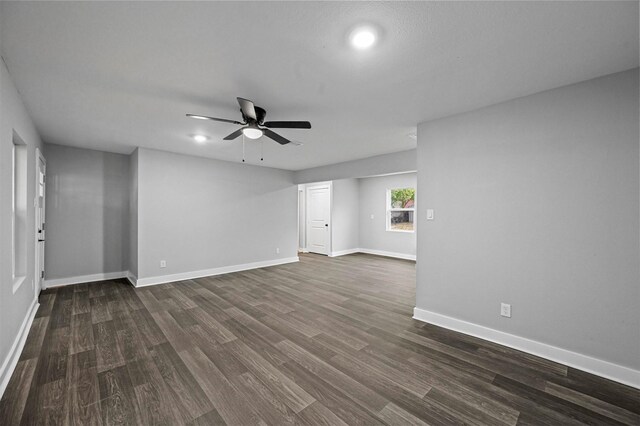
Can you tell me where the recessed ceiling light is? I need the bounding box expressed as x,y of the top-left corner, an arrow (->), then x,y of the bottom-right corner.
193,134 -> 209,143
242,127 -> 263,139
350,26 -> 377,49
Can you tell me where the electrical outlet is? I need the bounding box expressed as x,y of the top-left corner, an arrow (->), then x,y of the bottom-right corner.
500,303 -> 511,318
160,260 -> 166,268
276,248 -> 280,254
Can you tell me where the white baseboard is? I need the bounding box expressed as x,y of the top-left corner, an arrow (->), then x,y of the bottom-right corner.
358,248 -> 416,261
0,298 -> 39,399
43,271 -> 128,288
135,257 -> 299,288
329,248 -> 360,257
324,248 -> 416,260
126,271 -> 138,287
413,307 -> 640,389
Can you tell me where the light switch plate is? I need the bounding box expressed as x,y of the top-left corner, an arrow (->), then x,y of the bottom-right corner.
500,303 -> 511,318
426,209 -> 434,220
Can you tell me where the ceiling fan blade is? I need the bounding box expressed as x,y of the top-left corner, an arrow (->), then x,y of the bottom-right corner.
186,114 -> 242,125
263,128 -> 291,145
237,97 -> 257,121
223,129 -> 244,140
263,121 -> 311,129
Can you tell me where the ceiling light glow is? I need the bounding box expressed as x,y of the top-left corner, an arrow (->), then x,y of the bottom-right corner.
193,134 -> 209,143
242,127 -> 263,139
350,27 -> 377,49
188,115 -> 209,120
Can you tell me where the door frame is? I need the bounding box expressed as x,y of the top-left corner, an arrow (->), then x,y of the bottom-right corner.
297,187 -> 307,252
304,181 -> 332,255
34,148 -> 46,296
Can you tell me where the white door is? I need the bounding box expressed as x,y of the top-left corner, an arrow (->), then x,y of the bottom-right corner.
306,185 -> 331,255
35,150 -> 46,294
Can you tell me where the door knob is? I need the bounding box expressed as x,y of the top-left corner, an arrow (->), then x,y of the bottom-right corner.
38,239 -> 45,242
325,224 -> 328,227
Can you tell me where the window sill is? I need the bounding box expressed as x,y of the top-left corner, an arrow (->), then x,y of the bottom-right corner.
12,275 -> 27,294
386,229 -> 415,234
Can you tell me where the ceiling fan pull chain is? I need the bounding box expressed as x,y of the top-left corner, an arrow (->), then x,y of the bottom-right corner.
261,139 -> 264,161
242,134 -> 245,163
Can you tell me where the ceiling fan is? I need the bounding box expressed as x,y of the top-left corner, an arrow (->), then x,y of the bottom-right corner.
187,97 -> 311,145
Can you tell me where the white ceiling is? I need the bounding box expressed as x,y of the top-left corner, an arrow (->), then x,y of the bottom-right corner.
1,1 -> 637,170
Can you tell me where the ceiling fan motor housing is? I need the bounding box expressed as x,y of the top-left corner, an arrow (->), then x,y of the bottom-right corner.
243,106 -> 267,124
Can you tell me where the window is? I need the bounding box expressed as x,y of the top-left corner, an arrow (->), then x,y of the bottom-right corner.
387,188 -> 415,232
13,134 -> 27,289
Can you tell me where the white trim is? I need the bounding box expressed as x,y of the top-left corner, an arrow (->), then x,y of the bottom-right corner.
306,182 -> 332,256
0,298 -> 39,399
43,271 -> 127,288
412,307 -> 640,389
326,248 -> 416,260
135,257 -> 299,288
12,276 -> 26,294
298,188 -> 306,254
329,248 -> 360,257
386,187 -> 416,233
126,271 -> 138,287
358,248 -> 416,261
34,148 -> 46,298
386,229 -> 415,234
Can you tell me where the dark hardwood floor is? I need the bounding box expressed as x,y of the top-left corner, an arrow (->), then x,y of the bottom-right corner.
1,253 -> 638,425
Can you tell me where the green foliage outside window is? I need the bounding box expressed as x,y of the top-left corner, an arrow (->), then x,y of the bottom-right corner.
390,188 -> 415,208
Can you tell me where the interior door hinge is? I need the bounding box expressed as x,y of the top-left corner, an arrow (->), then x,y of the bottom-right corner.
41,271 -> 45,279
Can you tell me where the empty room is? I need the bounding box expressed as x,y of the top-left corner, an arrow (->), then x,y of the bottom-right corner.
1,2 -> 638,425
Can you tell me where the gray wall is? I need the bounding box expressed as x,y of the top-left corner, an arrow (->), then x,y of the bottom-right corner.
416,69 -> 639,370
331,179 -> 359,254
44,144 -> 130,280
294,149 -> 416,184
0,58 -> 44,392
128,148 -> 139,278
137,148 -> 298,280
359,173 -> 417,257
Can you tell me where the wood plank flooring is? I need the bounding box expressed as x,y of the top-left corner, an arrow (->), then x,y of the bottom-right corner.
1,253 -> 638,425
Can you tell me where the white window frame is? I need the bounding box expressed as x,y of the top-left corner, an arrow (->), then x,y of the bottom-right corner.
386,188 -> 416,233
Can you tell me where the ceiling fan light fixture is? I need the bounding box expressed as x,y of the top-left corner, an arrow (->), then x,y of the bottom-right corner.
242,127 -> 263,139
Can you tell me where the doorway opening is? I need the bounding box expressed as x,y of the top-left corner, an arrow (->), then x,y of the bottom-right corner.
11,132 -> 27,293
298,181 -> 332,255
297,173 -> 417,260
34,148 -> 46,296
